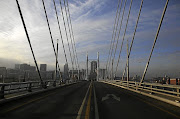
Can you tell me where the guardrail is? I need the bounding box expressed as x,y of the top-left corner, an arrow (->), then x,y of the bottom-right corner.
0,80 -> 75,99
102,80 -> 180,105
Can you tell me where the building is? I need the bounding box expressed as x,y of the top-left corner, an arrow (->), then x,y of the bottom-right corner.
6,68 -> 20,81
167,78 -> 180,85
29,66 -> 36,71
91,61 -> 97,73
20,64 -> 30,71
15,64 -> 20,69
40,64 -> 47,71
69,70 -> 79,80
0,67 -> 6,79
90,61 -> 97,80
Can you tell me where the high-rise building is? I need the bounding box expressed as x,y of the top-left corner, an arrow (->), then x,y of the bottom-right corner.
91,61 -> 97,73
40,64 -> 47,71
90,61 -> 97,80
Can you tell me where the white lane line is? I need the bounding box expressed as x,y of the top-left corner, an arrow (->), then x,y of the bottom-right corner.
76,81 -> 92,119
93,82 -> 99,119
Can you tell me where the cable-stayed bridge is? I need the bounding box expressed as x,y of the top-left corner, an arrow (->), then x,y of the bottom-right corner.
0,0 -> 180,119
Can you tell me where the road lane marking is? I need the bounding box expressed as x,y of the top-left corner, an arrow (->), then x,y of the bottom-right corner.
85,84 -> 92,119
76,81 -> 92,119
93,82 -> 99,119
102,94 -> 120,102
102,82 -> 180,119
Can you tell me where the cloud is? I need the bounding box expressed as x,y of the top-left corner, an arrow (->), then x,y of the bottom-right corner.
0,0 -> 179,78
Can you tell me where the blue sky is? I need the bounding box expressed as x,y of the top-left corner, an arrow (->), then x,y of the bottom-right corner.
0,0 -> 180,78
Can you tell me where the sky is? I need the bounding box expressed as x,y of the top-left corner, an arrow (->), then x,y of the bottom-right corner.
0,0 -> 180,78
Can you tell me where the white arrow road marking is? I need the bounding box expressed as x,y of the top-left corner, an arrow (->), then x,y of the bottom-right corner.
101,94 -> 120,102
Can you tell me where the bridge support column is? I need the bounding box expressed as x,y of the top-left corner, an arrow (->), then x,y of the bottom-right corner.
0,85 -> 5,99
86,52 -> 88,81
28,83 -> 32,92
127,39 -> 129,88
97,52 -> 99,81
177,88 -> 179,97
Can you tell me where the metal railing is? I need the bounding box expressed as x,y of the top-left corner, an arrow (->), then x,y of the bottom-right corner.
103,80 -> 180,101
0,80 -> 75,99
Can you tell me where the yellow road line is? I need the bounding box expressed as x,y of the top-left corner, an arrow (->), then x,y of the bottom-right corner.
76,82 -> 92,119
85,84 -> 92,119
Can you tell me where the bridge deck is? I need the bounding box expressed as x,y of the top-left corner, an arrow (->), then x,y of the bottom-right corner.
0,81 -> 180,119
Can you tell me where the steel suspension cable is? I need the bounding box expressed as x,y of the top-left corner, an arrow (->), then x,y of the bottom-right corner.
65,0 -> 80,71
59,0 -> 74,75
63,0 -> 77,70
105,0 -> 121,78
139,0 -> 169,85
121,0 -> 143,79
16,0 -> 42,83
110,0 -> 126,77
107,0 -> 124,78
41,0 -> 62,80
52,0 -> 68,64
52,0 -> 70,80
114,0 -> 133,76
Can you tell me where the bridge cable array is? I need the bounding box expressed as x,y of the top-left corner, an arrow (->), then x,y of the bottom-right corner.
41,0 -> 63,81
106,0 -> 169,84
105,0 -> 121,78
63,0 -> 78,71
59,0 -> 75,78
107,0 -> 128,79
16,0 -> 80,82
52,0 -> 70,79
114,0 -> 132,76
108,0 -> 124,78
65,0 -> 81,72
121,0 -> 144,80
111,0 -> 128,76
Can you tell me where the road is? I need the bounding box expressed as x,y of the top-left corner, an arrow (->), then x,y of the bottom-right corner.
0,81 -> 180,119
94,81 -> 180,119
0,81 -> 91,119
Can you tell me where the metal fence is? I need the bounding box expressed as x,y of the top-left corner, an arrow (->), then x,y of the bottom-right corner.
103,80 -> 180,102
0,80 -> 75,99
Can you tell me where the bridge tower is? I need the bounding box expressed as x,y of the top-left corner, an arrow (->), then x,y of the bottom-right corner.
86,52 -> 88,80
97,52 -> 99,81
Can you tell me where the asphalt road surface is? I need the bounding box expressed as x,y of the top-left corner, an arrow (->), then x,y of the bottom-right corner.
94,81 -> 180,119
0,81 -> 91,119
0,81 -> 180,119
